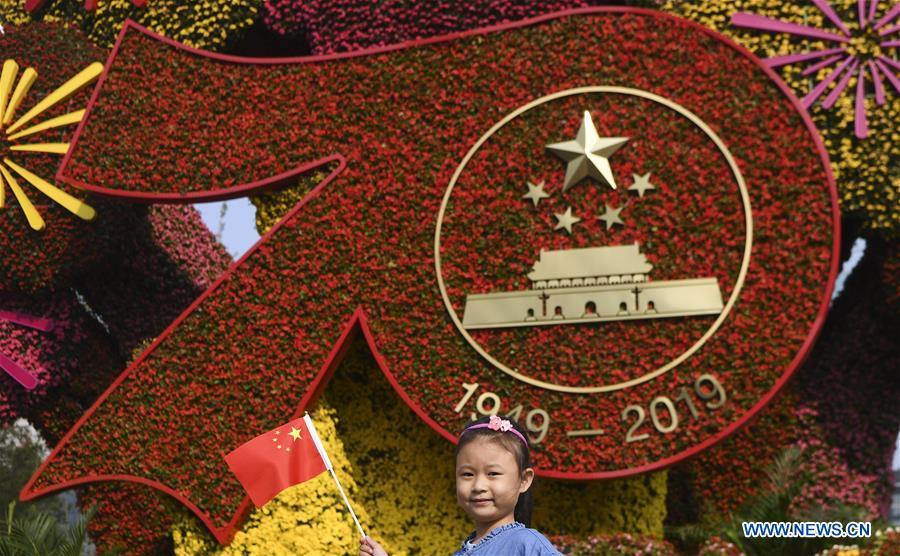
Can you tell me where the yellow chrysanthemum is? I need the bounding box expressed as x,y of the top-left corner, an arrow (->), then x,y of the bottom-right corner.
662,0 -> 899,235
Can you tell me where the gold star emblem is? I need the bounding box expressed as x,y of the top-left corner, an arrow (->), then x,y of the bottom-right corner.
288,426 -> 303,441
546,111 -> 628,191
628,172 -> 655,197
554,206 -> 581,234
522,180 -> 550,207
597,204 -> 624,230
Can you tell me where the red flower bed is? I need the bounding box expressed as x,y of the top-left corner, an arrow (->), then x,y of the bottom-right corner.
551,532 -> 675,554
788,238 -> 900,517
0,290 -> 121,429
72,204 -> 231,356
670,238 -> 899,521
76,482 -> 180,555
262,0 -> 597,52
30,9 -> 835,541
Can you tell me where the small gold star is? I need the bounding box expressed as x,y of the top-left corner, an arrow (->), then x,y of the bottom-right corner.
554,206 -> 581,234
522,180 -> 550,207
289,426 -> 303,441
597,204 -> 624,230
277,444 -> 282,449
628,172 -> 655,197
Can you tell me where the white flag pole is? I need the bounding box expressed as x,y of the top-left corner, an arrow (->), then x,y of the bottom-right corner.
303,413 -> 366,538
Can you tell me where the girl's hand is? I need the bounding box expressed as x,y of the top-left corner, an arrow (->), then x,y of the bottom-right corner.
359,535 -> 389,556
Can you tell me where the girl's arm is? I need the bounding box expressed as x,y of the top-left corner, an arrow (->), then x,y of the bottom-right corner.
359,536 -> 389,556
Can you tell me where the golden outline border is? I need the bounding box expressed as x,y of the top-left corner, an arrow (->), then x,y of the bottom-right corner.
434,86 -> 753,394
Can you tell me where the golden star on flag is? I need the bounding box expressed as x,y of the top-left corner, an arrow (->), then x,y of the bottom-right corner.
546,111 -> 628,192
288,426 -> 303,441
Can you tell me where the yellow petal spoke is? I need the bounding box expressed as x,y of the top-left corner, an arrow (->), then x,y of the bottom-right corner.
3,68 -> 37,126
0,60 -> 19,125
10,143 -> 70,154
7,109 -> 84,141
0,59 -> 98,231
0,163 -> 44,231
3,158 -> 95,221
6,62 -> 102,134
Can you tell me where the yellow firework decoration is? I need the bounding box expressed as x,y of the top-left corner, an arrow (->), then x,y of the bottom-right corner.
0,59 -> 102,231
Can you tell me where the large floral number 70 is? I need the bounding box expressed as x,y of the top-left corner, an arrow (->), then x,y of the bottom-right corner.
453,382 -> 551,443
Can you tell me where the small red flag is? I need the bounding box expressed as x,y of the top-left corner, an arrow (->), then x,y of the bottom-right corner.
225,414 -> 330,507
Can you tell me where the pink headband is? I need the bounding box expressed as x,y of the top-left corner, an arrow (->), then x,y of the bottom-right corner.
462,415 -> 528,445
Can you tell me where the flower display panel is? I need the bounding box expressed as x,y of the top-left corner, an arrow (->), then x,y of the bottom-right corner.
24,8 -> 837,542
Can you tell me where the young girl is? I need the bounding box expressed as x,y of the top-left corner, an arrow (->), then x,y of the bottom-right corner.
359,415 -> 562,555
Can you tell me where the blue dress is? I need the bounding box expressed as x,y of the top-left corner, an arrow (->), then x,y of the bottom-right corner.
451,522 -> 562,555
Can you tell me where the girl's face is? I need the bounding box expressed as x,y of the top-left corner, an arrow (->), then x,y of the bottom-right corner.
455,437 -> 534,529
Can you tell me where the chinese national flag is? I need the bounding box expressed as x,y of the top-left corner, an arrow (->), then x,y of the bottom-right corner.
225,414 -> 331,507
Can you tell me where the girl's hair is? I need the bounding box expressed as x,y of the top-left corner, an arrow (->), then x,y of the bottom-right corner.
455,415 -> 534,526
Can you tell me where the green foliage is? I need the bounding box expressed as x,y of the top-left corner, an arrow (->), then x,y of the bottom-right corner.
668,447 -> 870,556
0,501 -> 92,556
0,422 -> 98,556
0,425 -> 44,513
0,422 -> 69,523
